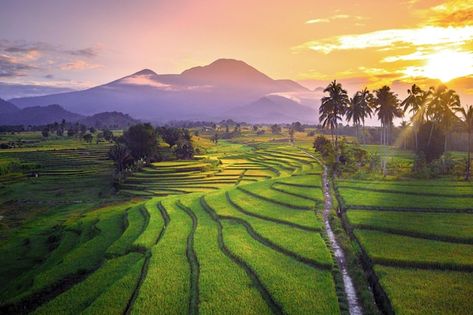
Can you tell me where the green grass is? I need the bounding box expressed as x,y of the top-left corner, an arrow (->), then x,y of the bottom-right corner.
9,203 -> 130,303
34,253 -> 143,314
133,198 -> 165,249
339,186 -> 473,210
221,220 -> 340,315
179,195 -> 272,314
107,204 -> 147,255
226,189 -> 320,230
131,197 -> 191,314
204,191 -> 331,266
355,230 -> 473,269
375,266 -> 473,315
347,210 -> 473,242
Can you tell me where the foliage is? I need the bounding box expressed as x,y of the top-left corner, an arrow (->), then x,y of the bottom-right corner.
270,124 -> 281,134
123,123 -> 159,160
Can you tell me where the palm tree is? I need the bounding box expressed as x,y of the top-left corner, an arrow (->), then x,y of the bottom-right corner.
456,105 -> 473,180
346,88 -> 373,143
319,80 -> 349,147
372,86 -> 403,175
401,84 -> 431,150
373,86 -> 403,145
427,85 -> 460,150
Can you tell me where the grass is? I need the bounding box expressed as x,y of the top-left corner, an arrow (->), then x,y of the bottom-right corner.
204,190 -> 331,266
34,253 -> 143,314
107,204 -> 147,256
131,197 -> 191,314
179,195 -> 272,314
375,266 -> 473,315
133,198 -> 165,249
227,188 -> 320,230
221,220 -> 340,315
347,210 -> 473,242
339,186 -> 473,210
355,230 -> 473,270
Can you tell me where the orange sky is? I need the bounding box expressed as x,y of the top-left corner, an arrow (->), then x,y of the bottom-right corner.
0,0 -> 472,102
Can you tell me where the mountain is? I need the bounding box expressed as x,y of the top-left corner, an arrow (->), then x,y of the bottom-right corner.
80,112 -> 140,129
0,98 -> 19,114
226,95 -> 315,124
9,59 -> 311,122
0,104 -> 83,126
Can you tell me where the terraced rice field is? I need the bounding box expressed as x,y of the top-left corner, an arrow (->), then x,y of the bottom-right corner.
0,142 -> 344,314
335,178 -> 473,314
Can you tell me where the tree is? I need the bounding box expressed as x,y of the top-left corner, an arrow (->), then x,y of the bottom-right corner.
42,128 -> 49,138
456,105 -> 473,180
372,86 -> 402,146
108,143 -> 134,173
174,139 -> 194,160
401,84 -> 430,150
212,132 -> 219,144
288,127 -> 295,143
427,85 -> 460,151
83,133 -> 93,143
103,129 -> 114,141
271,124 -> 281,134
291,122 -> 304,132
67,128 -> 75,137
319,80 -> 349,147
123,123 -> 159,160
372,86 -> 402,175
346,88 -> 372,142
158,127 -> 181,147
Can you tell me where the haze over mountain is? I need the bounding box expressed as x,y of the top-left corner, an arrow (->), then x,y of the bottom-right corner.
9,59 -> 317,123
0,104 -> 83,126
0,98 -> 19,115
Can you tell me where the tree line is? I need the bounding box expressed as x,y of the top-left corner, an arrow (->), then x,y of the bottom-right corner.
319,80 -> 473,180
108,123 -> 195,182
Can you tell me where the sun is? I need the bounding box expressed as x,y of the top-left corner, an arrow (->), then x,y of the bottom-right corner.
406,49 -> 473,82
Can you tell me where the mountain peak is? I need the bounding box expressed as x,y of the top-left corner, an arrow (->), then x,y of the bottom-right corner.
132,69 -> 158,76
181,58 -> 273,86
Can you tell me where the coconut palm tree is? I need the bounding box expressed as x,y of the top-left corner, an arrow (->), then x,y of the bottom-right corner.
427,85 -> 460,150
372,86 -> 402,175
372,86 -> 403,146
346,88 -> 373,143
455,105 -> 473,180
319,80 -> 349,147
401,84 -> 431,150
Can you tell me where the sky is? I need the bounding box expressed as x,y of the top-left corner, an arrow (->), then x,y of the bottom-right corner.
0,0 -> 472,102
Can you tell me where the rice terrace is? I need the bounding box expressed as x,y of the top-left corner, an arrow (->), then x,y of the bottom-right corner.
1,0 -> 473,314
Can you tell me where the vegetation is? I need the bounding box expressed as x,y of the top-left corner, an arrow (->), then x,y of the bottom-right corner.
1,118 -> 472,315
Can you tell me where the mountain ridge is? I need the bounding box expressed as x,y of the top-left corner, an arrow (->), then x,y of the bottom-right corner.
9,58 -> 315,123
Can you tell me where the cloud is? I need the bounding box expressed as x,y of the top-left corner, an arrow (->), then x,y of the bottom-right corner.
305,13 -> 367,25
0,54 -> 36,77
60,59 -> 102,71
66,47 -> 100,58
426,0 -> 473,26
0,81 -> 75,99
121,74 -> 174,89
305,18 -> 329,24
296,26 -> 473,54
0,40 -> 103,78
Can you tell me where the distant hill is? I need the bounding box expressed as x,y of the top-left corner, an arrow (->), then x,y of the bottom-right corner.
0,98 -> 19,114
0,104 -> 83,126
226,95 -> 315,124
9,58 -> 313,123
80,111 -> 140,129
